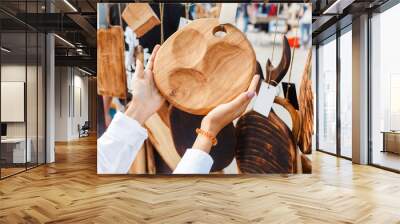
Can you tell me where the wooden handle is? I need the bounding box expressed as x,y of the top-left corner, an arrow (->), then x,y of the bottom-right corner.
266,36 -> 291,86
274,96 -> 300,143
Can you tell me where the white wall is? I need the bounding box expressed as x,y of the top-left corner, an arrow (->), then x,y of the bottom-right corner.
54,67 -> 89,141
1,65 -> 38,138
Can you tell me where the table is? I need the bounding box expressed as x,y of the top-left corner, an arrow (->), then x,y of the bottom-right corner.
1,138 -> 31,163
381,131 -> 400,154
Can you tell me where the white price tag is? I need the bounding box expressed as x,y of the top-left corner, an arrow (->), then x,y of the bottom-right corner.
178,17 -> 191,30
253,82 -> 277,118
219,3 -> 238,25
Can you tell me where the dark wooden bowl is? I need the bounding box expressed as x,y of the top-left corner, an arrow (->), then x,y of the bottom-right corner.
169,107 -> 236,172
235,110 -> 297,173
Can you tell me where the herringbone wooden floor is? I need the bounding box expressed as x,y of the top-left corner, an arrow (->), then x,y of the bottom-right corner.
0,135 -> 399,224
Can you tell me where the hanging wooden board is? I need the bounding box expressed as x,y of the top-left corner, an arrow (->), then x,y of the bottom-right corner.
153,18 -> 256,115
265,36 -> 291,86
128,145 -> 146,174
234,37 -> 298,174
122,3 -> 160,38
235,110 -> 297,173
169,107 -> 236,172
144,113 -> 181,171
97,26 -> 126,98
145,140 -> 156,174
298,50 -> 313,154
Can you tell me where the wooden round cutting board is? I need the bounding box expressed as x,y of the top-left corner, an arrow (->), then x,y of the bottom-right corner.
153,18 -> 256,115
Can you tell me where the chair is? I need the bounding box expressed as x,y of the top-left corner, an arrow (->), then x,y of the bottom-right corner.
79,121 -> 90,138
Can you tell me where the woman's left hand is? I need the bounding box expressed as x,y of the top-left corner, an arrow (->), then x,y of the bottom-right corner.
125,45 -> 165,125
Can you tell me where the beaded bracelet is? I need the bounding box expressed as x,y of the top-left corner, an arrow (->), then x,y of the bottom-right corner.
195,128 -> 218,146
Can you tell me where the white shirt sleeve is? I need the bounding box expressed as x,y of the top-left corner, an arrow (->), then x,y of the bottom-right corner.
173,149 -> 214,174
97,111 -> 214,174
97,112 -> 148,174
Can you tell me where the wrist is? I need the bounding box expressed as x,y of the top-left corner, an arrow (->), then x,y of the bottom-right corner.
125,98 -> 150,125
200,119 -> 219,137
192,134 -> 213,154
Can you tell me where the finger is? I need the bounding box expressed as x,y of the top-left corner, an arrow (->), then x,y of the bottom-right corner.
136,59 -> 144,79
247,75 -> 260,93
223,75 -> 259,114
227,91 -> 255,115
146,44 -> 160,71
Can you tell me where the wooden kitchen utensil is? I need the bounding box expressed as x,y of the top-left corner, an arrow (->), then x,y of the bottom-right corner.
153,18 -> 256,115
235,95 -> 300,174
301,154 -> 312,174
235,37 -> 299,173
129,145 -> 146,174
169,107 -> 236,172
235,110 -> 297,173
266,36 -> 291,86
122,3 -> 160,38
298,50 -> 313,154
145,113 -> 181,171
97,26 -> 126,98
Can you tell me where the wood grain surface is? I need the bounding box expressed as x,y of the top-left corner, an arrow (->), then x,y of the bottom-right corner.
144,114 -> 181,171
274,96 -> 301,143
169,107 -> 236,172
97,26 -> 126,98
145,140 -> 156,174
1,135 -> 400,223
298,50 -> 313,154
122,3 -> 160,38
301,154 -> 312,174
153,18 -> 256,115
235,111 -> 297,173
265,36 -> 291,86
128,145 -> 146,174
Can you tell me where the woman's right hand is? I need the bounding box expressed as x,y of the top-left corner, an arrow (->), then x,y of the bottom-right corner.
193,75 -> 260,153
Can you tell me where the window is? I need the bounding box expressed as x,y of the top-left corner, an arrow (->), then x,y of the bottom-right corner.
370,3 -> 400,171
339,29 -> 352,158
0,0 -> 47,179
317,37 -> 337,154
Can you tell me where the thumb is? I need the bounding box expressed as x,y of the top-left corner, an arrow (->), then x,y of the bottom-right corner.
226,91 -> 255,113
227,75 -> 259,110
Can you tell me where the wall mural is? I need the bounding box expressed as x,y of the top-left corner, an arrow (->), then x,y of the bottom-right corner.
97,3 -> 313,174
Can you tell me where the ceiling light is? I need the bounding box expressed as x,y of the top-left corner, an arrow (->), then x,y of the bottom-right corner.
54,34 -> 75,48
78,67 -> 93,76
63,0 -> 78,12
1,47 -> 11,53
323,0 -> 355,15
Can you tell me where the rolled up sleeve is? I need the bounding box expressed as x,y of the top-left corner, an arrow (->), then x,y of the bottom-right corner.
173,149 -> 214,174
